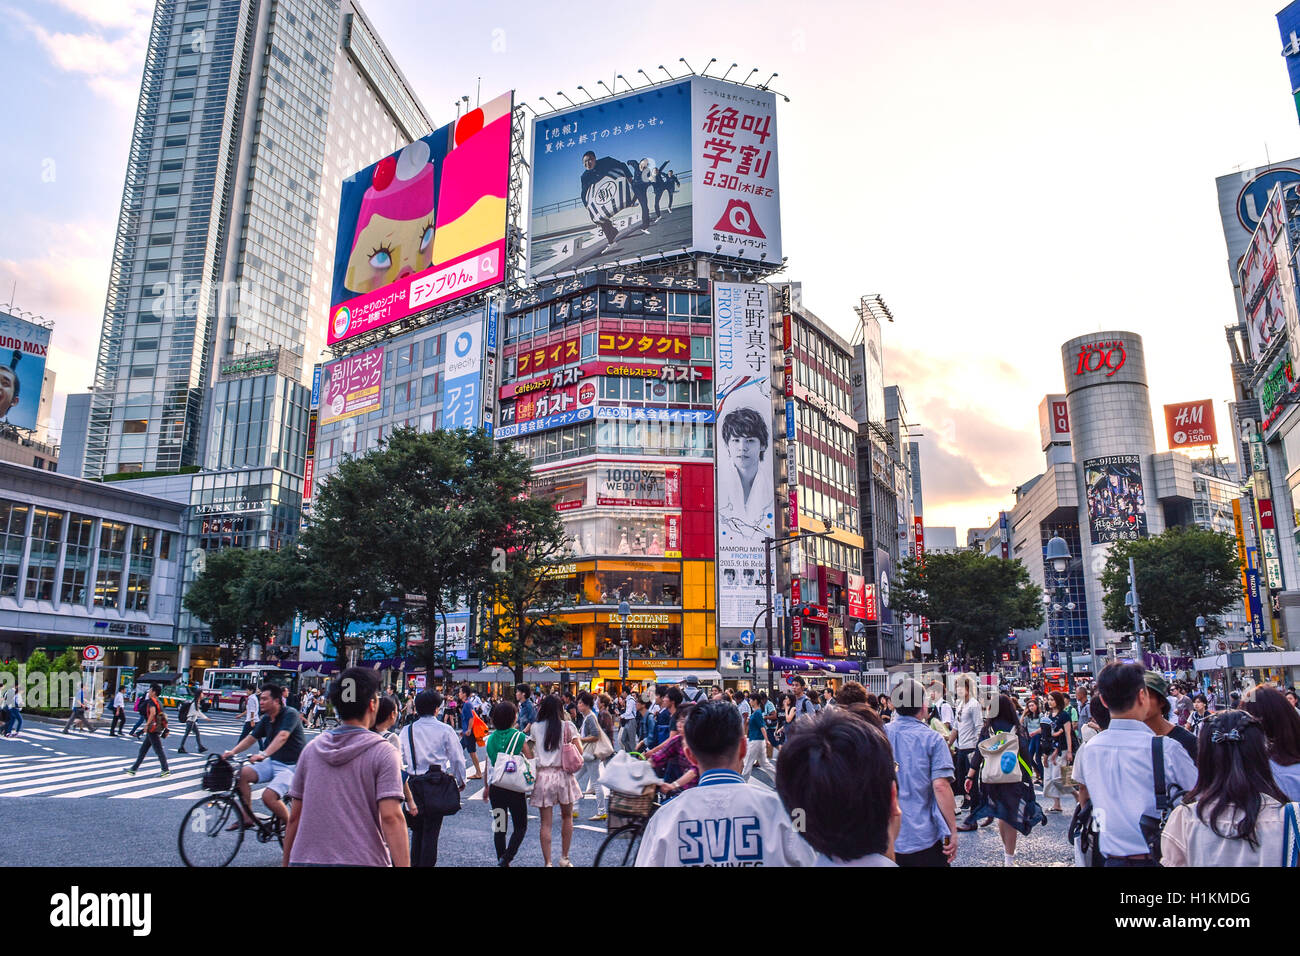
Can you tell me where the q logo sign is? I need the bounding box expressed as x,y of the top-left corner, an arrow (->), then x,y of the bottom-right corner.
713,199 -> 767,238
1074,340 -> 1126,377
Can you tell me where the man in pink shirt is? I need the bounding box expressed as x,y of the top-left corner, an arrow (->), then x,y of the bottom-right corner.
283,667 -> 409,867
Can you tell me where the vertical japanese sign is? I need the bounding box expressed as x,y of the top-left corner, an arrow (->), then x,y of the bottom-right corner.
303,363 -> 321,510
913,516 -> 925,568
1232,497 -> 1253,633
320,347 -> 385,425
714,282 -> 774,627
664,514 -> 682,558
1245,547 -> 1265,641
848,573 -> 868,619
691,79 -> 781,263
440,317 -> 484,430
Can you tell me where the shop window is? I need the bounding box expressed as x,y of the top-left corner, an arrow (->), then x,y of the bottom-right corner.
94,521 -> 128,609
594,621 -> 682,659
24,506 -> 63,602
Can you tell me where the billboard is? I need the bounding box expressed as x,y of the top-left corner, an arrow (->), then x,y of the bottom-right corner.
1084,455 -> 1149,543
1215,160 -> 1300,276
847,573 -> 867,619
596,464 -> 681,507
527,78 -> 780,280
440,316 -> 484,430
1163,400 -> 1218,449
320,347 -> 385,425
713,283 -> 774,628
1037,394 -> 1070,449
1279,1 -> 1300,123
0,312 -> 51,431
328,91 -> 513,346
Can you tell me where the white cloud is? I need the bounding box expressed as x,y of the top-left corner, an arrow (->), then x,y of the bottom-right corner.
15,4 -> 147,108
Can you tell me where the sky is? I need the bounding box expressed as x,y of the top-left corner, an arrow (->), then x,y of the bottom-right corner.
2,0 -> 1299,539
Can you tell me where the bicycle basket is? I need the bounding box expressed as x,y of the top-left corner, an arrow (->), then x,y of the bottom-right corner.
608,787 -> 657,829
202,754 -> 234,792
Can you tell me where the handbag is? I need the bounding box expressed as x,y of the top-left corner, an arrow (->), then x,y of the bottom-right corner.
488,730 -> 535,794
560,723 -> 584,774
1069,798 -> 1106,867
406,722 -> 461,817
1284,802 -> 1300,867
978,731 -> 1023,785
1137,736 -> 1183,863
593,726 -> 614,761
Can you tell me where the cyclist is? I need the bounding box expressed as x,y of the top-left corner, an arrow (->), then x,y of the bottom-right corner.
222,683 -> 305,830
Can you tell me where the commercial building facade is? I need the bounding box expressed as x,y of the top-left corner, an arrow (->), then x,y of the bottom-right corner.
0,463 -> 185,668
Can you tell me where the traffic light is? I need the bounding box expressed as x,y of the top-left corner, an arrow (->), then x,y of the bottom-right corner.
743,656 -> 752,674
797,605 -> 815,620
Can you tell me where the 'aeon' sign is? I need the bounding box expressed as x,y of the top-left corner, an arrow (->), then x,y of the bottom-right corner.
1073,340 -> 1127,377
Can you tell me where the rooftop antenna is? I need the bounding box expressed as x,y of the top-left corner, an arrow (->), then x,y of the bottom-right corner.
476,77 -> 481,107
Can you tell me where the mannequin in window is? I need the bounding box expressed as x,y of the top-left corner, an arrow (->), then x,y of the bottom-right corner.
648,532 -> 664,556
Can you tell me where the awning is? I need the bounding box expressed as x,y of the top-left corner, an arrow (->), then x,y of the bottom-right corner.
652,669 -> 723,683
594,668 -> 659,680
1194,650 -> 1300,671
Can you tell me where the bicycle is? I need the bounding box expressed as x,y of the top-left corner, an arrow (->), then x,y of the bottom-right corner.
593,756 -> 661,867
178,755 -> 290,867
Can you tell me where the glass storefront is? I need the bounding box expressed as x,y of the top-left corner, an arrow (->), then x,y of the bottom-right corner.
593,619 -> 682,659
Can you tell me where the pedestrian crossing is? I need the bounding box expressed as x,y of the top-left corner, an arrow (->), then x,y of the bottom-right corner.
0,751 -> 279,802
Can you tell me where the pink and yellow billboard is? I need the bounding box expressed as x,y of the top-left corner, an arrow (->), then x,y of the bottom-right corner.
320,346 -> 385,425
328,92 -> 513,346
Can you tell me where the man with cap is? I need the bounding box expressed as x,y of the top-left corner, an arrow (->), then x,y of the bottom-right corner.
882,678 -> 957,866
679,675 -> 707,704
1140,670 -> 1198,765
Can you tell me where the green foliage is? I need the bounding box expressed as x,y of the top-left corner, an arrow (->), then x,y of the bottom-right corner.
183,547 -> 304,651
1099,525 -> 1242,655
892,550 -> 1044,670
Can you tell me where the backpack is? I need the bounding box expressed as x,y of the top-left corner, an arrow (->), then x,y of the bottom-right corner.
978,730 -> 1024,785
177,700 -> 192,723
469,711 -> 488,746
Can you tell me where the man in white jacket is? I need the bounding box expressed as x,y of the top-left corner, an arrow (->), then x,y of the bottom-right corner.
634,700 -> 815,867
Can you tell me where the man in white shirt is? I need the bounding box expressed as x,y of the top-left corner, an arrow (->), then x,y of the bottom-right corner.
635,700 -> 815,867
109,686 -> 127,736
240,691 -> 260,741
1074,662 -> 1198,867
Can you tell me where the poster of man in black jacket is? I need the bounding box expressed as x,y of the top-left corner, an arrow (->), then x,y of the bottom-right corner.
580,151 -> 653,244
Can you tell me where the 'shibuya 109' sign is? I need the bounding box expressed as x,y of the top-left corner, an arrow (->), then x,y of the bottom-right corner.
1073,340 -> 1127,377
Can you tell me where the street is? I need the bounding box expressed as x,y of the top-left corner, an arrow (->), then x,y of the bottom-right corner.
0,712 -> 1076,866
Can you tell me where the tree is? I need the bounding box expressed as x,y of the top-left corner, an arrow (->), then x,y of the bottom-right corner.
892,550 -> 1044,670
183,549 -> 252,649
1100,525 -> 1241,655
183,548 -> 305,655
483,490 -> 575,683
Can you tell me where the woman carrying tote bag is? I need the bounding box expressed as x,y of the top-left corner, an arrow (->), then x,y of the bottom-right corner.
529,694 -> 583,867
483,700 -> 535,867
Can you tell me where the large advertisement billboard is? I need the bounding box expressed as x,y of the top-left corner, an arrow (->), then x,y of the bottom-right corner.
328,91 -> 512,346
0,312 -> 51,431
439,316 -> 485,430
527,78 -> 779,280
1216,160 -> 1300,277
1084,455 -> 1149,543
713,283 -> 774,627
1279,2 -> 1300,123
320,347 -> 384,426
1163,400 -> 1218,449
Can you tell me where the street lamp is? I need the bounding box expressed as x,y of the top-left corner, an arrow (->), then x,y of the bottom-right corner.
760,528 -> 834,695
618,601 -> 631,687
1044,535 -> 1075,685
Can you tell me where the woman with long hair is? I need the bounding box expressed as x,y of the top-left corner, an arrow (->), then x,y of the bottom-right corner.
1161,710 -> 1294,866
528,694 -> 582,867
1242,686 -> 1300,801
1020,696 -> 1045,783
961,694 -> 1045,865
1041,691 -> 1074,812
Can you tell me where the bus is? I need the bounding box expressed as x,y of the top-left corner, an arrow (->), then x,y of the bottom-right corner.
200,665 -> 298,712
1042,667 -> 1070,696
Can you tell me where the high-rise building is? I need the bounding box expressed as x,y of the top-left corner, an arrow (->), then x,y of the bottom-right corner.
86,0 -> 430,479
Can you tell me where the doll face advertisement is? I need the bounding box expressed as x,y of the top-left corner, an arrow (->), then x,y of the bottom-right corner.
0,312 -> 51,431
327,92 -> 513,346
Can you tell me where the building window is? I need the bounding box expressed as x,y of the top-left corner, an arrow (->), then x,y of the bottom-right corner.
24,506 -> 63,602
0,501 -> 29,597
94,521 -> 128,609
127,528 -> 155,612
62,514 -> 95,606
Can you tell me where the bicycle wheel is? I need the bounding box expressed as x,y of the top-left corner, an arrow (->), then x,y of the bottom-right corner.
594,823 -> 643,867
178,795 -> 245,867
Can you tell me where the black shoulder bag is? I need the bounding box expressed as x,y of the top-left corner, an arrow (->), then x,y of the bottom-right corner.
406,721 -> 461,817
1138,736 -> 1183,863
